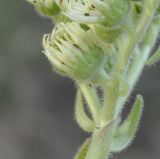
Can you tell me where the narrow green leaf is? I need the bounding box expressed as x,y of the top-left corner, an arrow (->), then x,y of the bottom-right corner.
75,89 -> 95,132
146,47 -> 160,65
74,138 -> 91,159
85,118 -> 120,159
111,95 -> 144,152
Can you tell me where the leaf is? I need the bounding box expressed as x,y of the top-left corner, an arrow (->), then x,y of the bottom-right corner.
85,118 -> 120,159
75,89 -> 95,132
145,15 -> 160,66
146,47 -> 160,65
111,95 -> 144,152
74,138 -> 91,159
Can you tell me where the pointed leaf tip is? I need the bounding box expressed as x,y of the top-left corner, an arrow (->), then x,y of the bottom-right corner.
74,138 -> 91,159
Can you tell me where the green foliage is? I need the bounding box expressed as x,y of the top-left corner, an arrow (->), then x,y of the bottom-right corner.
111,95 -> 144,152
85,119 -> 120,159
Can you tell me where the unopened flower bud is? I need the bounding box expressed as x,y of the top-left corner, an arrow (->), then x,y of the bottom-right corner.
43,22 -> 107,80
56,0 -> 130,27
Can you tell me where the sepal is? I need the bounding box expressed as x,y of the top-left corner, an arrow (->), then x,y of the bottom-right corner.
110,95 -> 144,152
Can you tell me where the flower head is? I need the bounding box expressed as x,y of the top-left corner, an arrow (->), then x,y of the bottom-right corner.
56,0 -> 102,24
56,0 -> 130,27
43,22 -> 107,80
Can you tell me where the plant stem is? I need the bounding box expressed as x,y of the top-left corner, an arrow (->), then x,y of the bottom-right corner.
114,0 -> 160,115
115,23 -> 160,116
115,47 -> 151,116
100,76 -> 119,126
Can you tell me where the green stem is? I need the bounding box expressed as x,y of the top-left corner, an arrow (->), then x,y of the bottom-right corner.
115,24 -> 159,116
115,47 -> 149,116
100,76 -> 119,126
114,0 -> 159,115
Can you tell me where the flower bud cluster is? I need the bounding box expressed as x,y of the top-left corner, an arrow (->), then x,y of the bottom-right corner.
27,0 -> 153,82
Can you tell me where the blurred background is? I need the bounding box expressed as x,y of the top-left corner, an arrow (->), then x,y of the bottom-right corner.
0,1 -> 160,159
